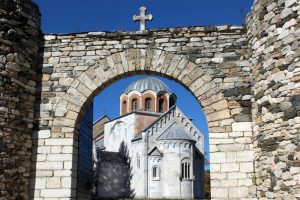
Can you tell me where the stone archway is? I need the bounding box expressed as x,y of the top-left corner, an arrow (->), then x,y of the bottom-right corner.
2,0 -> 299,199
32,47 -> 255,199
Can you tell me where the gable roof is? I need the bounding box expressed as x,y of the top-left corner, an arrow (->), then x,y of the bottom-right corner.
157,123 -> 195,141
148,147 -> 163,156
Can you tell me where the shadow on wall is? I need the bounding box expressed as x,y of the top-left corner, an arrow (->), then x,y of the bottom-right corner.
93,141 -> 135,199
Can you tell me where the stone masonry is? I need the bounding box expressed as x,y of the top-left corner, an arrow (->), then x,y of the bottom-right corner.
0,0 -> 41,199
247,0 -> 300,199
0,0 -> 299,199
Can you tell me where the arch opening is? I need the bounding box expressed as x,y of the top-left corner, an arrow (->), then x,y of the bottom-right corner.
76,74 -> 209,199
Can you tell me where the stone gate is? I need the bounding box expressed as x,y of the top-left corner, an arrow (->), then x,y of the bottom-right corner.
0,0 -> 299,199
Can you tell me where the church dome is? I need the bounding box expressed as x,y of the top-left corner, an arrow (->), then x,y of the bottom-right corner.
123,77 -> 171,94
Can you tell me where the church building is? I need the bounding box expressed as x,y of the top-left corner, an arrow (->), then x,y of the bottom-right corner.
93,77 -> 205,199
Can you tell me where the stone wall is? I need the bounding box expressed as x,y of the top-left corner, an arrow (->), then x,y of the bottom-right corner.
32,25 -> 255,199
3,0 -> 299,199
0,0 -> 41,199
246,0 -> 300,199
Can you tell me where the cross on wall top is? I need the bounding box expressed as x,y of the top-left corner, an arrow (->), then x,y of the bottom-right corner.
133,6 -> 153,31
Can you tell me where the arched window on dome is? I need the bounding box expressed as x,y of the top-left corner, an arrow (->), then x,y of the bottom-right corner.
132,99 -> 138,111
158,99 -> 164,112
181,158 -> 191,180
122,101 -> 127,114
145,98 -> 152,111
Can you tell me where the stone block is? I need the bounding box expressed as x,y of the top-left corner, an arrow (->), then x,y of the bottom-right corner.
210,152 -> 226,163
221,179 -> 238,187
229,187 -> 249,198
47,177 -> 61,188
218,144 -> 244,151
55,107 -> 68,117
210,132 -> 228,139
51,146 -> 62,153
210,138 -> 234,145
240,162 -> 254,172
36,162 -> 63,170
61,177 -> 72,188
232,122 -> 252,132
228,172 -> 247,179
36,130 -> 51,139
207,109 -> 231,122
211,188 -> 228,198
54,170 -> 72,177
226,152 -> 237,162
211,180 -> 220,187
37,146 -> 51,154
36,171 -> 53,177
221,163 -> 239,172
62,146 -> 73,153
35,178 -> 47,189
47,154 -> 73,161
45,139 -> 74,146
40,189 -> 72,197
210,164 -> 221,172
64,161 -> 74,170
210,172 -> 227,180
237,151 -> 254,162
238,179 -> 253,186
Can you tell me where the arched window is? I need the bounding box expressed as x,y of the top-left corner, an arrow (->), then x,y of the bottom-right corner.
137,155 -> 140,169
122,101 -> 127,113
145,98 -> 151,111
152,166 -> 159,180
132,99 -> 138,111
158,99 -> 164,112
181,159 -> 191,179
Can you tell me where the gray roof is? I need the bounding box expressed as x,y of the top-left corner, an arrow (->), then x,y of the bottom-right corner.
157,123 -> 195,141
123,77 -> 171,94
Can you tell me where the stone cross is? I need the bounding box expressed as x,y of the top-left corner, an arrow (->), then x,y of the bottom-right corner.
133,6 -> 153,31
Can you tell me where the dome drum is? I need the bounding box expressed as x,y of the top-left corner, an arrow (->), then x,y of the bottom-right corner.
120,77 -> 177,115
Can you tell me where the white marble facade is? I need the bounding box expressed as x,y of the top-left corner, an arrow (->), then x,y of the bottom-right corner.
95,78 -> 205,199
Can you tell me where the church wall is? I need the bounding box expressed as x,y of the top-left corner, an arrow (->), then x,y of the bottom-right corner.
148,156 -> 163,198
93,115 -> 109,141
104,114 -> 135,152
130,140 -> 147,198
134,113 -> 159,134
246,0 -> 300,199
158,140 -> 194,199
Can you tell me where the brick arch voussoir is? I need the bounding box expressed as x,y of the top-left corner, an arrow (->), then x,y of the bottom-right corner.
59,48 -> 223,132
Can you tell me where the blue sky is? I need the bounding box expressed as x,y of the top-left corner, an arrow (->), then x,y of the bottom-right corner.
33,0 -> 253,34
33,0 -> 254,165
